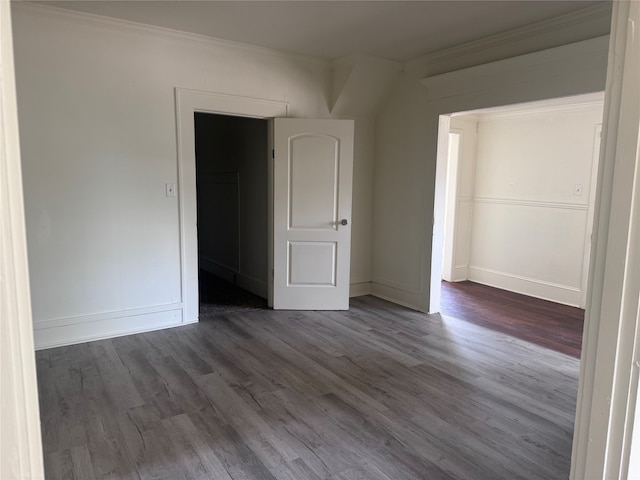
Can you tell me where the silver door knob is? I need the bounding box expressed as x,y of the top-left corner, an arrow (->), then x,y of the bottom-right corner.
340,219 -> 348,226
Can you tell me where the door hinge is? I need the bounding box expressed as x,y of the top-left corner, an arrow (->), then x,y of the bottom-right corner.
272,149 -> 275,159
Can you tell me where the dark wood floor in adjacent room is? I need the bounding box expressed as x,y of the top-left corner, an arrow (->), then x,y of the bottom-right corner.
36,294 -> 580,480
441,280 -> 584,358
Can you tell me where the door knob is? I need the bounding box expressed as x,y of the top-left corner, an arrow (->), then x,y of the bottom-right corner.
340,219 -> 348,226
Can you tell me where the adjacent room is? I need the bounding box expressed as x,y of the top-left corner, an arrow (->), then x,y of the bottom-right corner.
438,94 -> 604,358
4,1 -> 640,480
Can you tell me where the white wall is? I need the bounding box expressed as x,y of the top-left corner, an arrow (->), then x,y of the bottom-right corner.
372,36 -> 609,313
12,4 -> 374,348
370,75 -> 430,307
448,104 -> 603,307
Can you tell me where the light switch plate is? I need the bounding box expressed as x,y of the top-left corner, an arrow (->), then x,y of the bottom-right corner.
166,183 -> 176,197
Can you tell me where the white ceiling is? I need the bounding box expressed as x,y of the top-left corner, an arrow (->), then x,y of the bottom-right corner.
30,1 -> 610,62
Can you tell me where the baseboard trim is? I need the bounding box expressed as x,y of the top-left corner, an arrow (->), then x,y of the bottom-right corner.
350,281 -> 372,297
33,302 -> 184,330
453,265 -> 469,282
34,307 -> 193,350
467,266 -> 582,307
370,281 -> 422,312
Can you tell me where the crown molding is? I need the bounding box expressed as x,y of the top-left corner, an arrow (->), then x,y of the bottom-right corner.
406,2 -> 612,77
12,2 -> 329,68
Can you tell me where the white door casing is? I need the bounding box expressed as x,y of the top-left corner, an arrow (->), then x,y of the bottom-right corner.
175,88 -> 288,321
272,118 -> 354,310
441,128 -> 461,282
0,0 -> 45,477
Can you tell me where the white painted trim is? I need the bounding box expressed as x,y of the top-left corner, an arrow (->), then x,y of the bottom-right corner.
426,39 -> 608,316
370,277 -> 419,296
580,124 -> 602,309
13,2 -> 328,68
420,35 -> 628,478
472,196 -> 589,211
422,36 -> 609,107
370,281 -> 420,311
349,281 -> 372,297
571,2 -> 640,478
34,310 -> 194,351
475,97 -> 605,122
175,88 -> 288,322
467,266 -> 582,307
452,265 -> 468,282
0,1 -> 44,476
428,114 -> 452,313
453,92 -> 605,121
441,130 -> 461,283
32,302 -> 184,330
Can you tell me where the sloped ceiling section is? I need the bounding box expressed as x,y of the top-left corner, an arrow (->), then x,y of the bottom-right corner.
330,56 -> 402,117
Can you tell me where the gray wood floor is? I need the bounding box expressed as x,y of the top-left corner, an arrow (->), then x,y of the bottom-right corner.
36,295 -> 579,480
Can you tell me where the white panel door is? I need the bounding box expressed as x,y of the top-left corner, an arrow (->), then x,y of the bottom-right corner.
272,118 -> 354,310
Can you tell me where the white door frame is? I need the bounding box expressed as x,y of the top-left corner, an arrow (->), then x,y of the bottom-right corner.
440,126 -> 461,282
423,36 -> 610,315
437,102 -> 602,309
5,5 -> 639,477
174,88 -> 288,322
579,123 -> 602,309
423,7 -> 640,478
571,1 -> 640,477
0,0 -> 45,476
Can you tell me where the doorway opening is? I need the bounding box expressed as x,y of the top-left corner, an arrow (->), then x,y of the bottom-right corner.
434,92 -> 604,357
194,112 -> 269,317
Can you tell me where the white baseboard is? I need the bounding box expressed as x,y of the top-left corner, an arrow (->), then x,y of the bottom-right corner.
467,266 -> 582,307
370,281 -> 422,312
34,305 -> 191,350
350,281 -> 371,297
453,265 -> 468,282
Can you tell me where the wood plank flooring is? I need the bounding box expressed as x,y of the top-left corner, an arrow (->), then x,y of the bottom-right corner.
36,295 -> 579,480
440,281 -> 584,358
